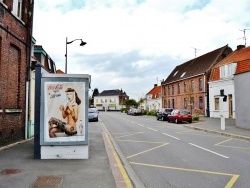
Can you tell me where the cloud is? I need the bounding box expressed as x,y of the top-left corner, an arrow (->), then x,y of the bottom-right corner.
33,0 -> 250,99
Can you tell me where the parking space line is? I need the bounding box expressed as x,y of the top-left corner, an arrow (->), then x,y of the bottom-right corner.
129,162 -> 239,188
189,143 -> 229,158
215,138 -> 233,146
147,127 -> 157,132
162,133 -> 180,140
127,143 -> 168,159
114,132 -> 144,139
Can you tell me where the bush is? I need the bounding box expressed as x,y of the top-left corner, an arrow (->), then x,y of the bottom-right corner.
193,115 -> 199,121
120,108 -> 128,113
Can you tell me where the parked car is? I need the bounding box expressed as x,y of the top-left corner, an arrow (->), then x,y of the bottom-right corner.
127,108 -> 142,116
168,109 -> 192,124
88,108 -> 98,122
156,108 -> 173,121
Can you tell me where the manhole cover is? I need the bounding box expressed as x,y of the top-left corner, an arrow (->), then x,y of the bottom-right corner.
0,169 -> 23,175
32,176 -> 63,188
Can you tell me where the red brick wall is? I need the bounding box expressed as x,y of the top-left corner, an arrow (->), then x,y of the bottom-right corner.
0,1 -> 32,147
162,75 -> 207,114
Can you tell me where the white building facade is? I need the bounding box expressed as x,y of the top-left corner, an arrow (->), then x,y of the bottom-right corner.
94,89 -> 128,111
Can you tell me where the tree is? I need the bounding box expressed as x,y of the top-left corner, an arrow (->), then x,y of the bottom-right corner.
89,88 -> 99,107
124,99 -> 138,108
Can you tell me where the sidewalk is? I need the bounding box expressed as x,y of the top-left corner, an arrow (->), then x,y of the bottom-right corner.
0,122 -> 117,188
184,116 -> 250,141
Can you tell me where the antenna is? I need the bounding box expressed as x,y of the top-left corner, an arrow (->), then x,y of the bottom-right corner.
191,47 -> 200,57
239,29 -> 250,46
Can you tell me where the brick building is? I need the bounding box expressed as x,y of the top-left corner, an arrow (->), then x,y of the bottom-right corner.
161,45 -> 232,116
0,1 -> 34,147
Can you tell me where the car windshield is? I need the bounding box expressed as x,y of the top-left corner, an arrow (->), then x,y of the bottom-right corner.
88,108 -> 97,113
180,110 -> 190,114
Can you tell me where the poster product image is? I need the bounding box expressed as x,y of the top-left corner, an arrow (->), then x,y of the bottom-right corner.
44,82 -> 86,143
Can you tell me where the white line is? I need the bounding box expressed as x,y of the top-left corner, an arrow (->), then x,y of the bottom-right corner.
189,143 -> 229,159
137,124 -> 144,127
162,133 -> 180,140
147,127 -> 158,132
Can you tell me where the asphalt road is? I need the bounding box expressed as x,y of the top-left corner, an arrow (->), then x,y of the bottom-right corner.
99,112 -> 250,188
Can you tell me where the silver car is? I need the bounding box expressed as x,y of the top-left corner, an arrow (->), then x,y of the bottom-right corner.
88,108 -> 98,122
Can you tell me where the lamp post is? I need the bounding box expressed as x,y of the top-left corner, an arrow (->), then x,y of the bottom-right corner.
65,37 -> 87,73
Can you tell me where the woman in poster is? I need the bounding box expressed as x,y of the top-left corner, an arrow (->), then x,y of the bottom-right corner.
49,88 -> 81,137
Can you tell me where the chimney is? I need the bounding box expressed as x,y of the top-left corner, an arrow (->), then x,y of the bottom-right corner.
237,45 -> 245,50
154,84 -> 157,87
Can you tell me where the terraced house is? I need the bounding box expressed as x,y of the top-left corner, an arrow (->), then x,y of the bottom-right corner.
0,0 -> 34,147
161,45 -> 232,116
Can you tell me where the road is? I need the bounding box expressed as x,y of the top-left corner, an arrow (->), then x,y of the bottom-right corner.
99,112 -> 250,188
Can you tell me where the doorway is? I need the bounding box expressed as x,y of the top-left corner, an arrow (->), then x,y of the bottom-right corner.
228,95 -> 233,118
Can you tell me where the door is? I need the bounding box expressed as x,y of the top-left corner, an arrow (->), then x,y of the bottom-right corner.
228,95 -> 233,118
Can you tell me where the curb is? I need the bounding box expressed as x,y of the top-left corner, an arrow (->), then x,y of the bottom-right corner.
0,138 -> 34,152
184,125 -> 250,141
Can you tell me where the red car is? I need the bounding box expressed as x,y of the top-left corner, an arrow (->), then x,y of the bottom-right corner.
168,109 -> 192,124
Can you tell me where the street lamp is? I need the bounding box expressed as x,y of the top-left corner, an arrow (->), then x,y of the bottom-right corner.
65,37 -> 87,73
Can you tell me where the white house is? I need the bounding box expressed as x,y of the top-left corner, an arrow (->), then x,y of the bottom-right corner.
209,45 -> 250,118
94,89 -> 129,111
143,84 -> 162,111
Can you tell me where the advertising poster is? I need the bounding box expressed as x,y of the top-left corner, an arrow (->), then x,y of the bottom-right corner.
44,82 -> 85,143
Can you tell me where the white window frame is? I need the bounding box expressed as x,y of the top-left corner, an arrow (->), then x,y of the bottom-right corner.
220,63 -> 237,78
12,0 -> 22,18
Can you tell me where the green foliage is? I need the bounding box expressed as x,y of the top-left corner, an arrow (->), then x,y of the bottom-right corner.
146,110 -> 157,116
124,99 -> 138,108
120,108 -> 128,113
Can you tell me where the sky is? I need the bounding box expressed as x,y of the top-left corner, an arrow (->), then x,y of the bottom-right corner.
33,0 -> 250,100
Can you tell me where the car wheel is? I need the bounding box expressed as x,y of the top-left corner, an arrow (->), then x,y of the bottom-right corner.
175,118 -> 179,124
189,120 -> 192,123
157,116 -> 159,120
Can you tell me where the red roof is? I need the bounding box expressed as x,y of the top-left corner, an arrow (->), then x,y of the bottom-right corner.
147,86 -> 162,99
235,58 -> 250,75
56,69 -> 65,74
210,46 -> 250,81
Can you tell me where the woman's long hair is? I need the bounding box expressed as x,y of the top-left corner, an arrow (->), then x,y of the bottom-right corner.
65,88 -> 81,105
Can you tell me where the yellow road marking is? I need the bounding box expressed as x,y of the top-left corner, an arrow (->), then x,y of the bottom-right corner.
127,143 -> 169,159
116,139 -> 167,144
215,138 -> 233,146
115,132 -> 144,139
130,162 -> 239,187
105,133 -> 133,188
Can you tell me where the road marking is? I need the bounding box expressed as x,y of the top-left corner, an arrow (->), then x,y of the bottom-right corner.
147,127 -> 157,132
189,143 -> 229,158
137,123 -> 144,127
129,162 -> 239,188
127,143 -> 168,159
162,133 -> 180,140
115,132 -> 144,139
215,138 -> 233,146
104,132 -> 133,188
116,140 -> 166,144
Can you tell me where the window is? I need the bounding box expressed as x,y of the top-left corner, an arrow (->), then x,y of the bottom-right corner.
8,45 -> 21,108
191,80 -> 194,91
168,99 -> 170,108
199,78 -> 203,91
184,82 -> 187,93
215,98 -> 219,110
105,99 -> 107,102
184,98 -> 187,109
12,0 -> 22,18
96,99 -> 98,103
41,55 -> 45,66
172,99 -> 175,109
48,59 -> 51,70
173,71 -> 178,76
220,63 -> 237,78
199,97 -> 203,109
191,97 -> 194,108
168,86 -> 170,95
172,85 -> 174,95
178,83 -> 180,94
